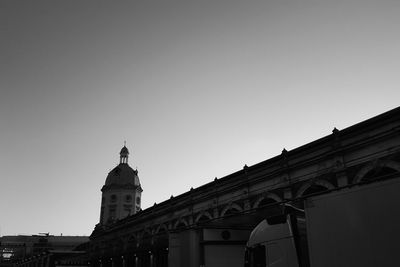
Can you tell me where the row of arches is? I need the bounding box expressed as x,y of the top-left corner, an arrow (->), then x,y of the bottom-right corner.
106,193 -> 281,245
296,159 -> 400,198
93,159 -> 400,256
133,159 -> 399,232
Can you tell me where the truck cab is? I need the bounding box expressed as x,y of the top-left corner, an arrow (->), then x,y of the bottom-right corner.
245,209 -> 309,267
245,178 -> 400,267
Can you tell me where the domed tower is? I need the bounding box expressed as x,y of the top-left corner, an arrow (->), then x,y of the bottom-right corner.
99,145 -> 143,225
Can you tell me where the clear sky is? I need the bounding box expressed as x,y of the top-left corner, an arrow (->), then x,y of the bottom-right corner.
1,0 -> 399,236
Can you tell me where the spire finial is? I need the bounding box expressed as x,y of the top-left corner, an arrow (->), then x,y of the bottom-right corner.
120,143 -> 129,164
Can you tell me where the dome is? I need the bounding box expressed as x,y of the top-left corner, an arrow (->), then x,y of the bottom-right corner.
104,163 -> 140,188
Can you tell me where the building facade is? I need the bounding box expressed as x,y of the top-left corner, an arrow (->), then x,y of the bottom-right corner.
86,107 -> 400,267
99,146 -> 143,225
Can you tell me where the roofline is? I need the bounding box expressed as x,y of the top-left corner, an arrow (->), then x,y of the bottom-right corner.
149,106 -> 400,205
92,106 -> 400,236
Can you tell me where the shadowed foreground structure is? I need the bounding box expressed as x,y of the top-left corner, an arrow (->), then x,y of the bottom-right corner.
11,107 -> 400,267
87,107 -> 400,267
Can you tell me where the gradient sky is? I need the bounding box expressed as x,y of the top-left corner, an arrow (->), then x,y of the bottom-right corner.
1,0 -> 399,236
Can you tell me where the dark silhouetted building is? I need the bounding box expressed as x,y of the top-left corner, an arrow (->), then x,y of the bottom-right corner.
86,107 -> 400,267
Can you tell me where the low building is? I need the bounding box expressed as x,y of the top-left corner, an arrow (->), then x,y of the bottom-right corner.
0,235 -> 88,267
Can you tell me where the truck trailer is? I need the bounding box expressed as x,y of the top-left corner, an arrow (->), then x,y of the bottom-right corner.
245,178 -> 400,267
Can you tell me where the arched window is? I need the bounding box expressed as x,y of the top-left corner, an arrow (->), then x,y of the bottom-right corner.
302,184 -> 328,196
223,208 -> 240,216
362,167 -> 399,182
296,179 -> 335,198
197,214 -> 210,223
353,160 -> 400,184
258,198 -> 278,208
125,195 -> 132,202
255,197 -> 281,217
221,203 -> 242,217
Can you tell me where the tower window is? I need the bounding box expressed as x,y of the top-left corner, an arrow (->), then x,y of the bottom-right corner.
109,207 -> 116,219
111,195 -> 117,203
124,209 -> 131,217
123,205 -> 132,217
136,197 -> 141,205
125,195 -> 132,202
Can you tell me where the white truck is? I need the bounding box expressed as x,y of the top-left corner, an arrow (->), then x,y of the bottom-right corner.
245,178 -> 400,267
